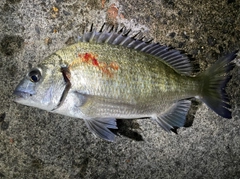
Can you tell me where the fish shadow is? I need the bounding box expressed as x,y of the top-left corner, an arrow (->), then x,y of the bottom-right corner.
110,119 -> 144,141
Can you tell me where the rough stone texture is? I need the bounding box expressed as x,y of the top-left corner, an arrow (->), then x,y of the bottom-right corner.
0,0 -> 240,178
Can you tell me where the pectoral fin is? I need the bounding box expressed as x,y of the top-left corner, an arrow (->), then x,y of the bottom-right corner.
153,100 -> 191,132
84,118 -> 118,142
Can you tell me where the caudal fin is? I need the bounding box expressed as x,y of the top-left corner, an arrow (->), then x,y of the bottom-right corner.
199,51 -> 237,119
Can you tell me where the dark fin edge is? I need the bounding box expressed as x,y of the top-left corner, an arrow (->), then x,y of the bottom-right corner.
153,100 -> 191,132
199,51 -> 238,119
78,24 -> 192,75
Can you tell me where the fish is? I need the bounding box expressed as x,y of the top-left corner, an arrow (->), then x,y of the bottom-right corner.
13,24 -> 237,141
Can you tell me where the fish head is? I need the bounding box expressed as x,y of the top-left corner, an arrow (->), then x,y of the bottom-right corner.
13,64 -> 66,111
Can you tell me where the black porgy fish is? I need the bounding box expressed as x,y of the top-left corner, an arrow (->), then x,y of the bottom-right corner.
13,25 -> 237,141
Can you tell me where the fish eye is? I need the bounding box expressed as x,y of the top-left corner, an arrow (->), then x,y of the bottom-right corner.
28,68 -> 41,83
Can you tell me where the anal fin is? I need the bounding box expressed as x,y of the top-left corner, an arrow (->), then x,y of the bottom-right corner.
153,100 -> 191,132
84,118 -> 118,142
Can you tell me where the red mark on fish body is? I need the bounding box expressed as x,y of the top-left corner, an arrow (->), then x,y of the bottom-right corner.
83,53 -> 91,59
98,62 -> 113,77
109,62 -> 119,71
72,52 -> 119,77
83,53 -> 92,62
92,58 -> 99,66
81,53 -> 99,67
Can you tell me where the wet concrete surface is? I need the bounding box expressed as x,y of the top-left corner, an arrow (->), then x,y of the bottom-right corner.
0,0 -> 240,178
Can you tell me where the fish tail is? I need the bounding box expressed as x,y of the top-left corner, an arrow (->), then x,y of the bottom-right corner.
199,51 -> 238,119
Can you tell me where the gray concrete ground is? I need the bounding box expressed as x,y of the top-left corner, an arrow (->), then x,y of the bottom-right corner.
0,0 -> 240,178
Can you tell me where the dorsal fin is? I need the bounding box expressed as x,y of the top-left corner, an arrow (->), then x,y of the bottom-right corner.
78,24 -> 192,75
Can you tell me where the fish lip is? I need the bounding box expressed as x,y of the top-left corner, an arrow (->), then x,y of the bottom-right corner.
13,90 -> 32,100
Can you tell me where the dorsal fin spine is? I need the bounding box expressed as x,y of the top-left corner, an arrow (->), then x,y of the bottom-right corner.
97,32 -> 106,43
150,47 -> 162,55
140,44 -> 153,52
104,32 -> 114,43
78,25 -> 192,75
123,29 -> 131,36
127,40 -> 137,48
147,44 -> 163,53
99,23 -> 105,32
134,41 -> 146,50
159,50 -> 177,59
89,31 -> 96,42
112,33 -> 124,45
155,48 -> 170,57
143,44 -> 157,53
119,36 -> 131,46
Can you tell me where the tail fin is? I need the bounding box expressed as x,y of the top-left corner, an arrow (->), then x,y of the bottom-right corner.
199,51 -> 237,119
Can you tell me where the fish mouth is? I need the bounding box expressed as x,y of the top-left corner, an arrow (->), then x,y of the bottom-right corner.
13,90 -> 32,101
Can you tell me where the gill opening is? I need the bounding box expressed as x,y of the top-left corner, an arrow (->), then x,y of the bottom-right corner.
51,66 -> 71,111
